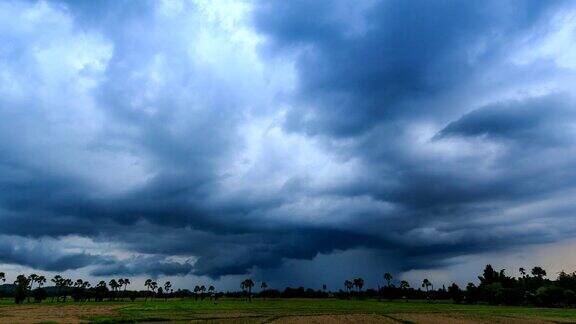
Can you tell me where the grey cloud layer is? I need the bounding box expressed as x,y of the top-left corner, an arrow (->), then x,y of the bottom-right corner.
0,0 -> 576,281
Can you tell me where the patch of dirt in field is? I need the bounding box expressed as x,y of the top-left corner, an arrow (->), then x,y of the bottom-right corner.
390,313 -> 554,324
269,314 -> 399,323
0,304 -> 120,323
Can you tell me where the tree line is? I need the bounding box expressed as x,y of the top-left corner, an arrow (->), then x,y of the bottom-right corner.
1,264 -> 576,307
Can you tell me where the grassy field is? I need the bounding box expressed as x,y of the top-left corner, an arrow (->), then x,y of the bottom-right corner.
2,298 -> 576,323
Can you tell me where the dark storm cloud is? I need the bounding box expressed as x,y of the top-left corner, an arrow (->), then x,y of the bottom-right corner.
0,236 -> 113,272
254,0 -> 566,137
1,0 -> 576,283
438,94 -> 576,144
90,255 -> 193,277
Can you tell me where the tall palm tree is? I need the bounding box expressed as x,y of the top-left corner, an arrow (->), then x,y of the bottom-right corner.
193,285 -> 201,300
27,273 -> 38,302
118,279 -> 125,301
260,282 -> 268,300
144,279 -> 153,301
122,278 -> 130,292
51,275 -> 63,302
241,279 -> 255,301
164,281 -> 172,301
400,280 -> 410,290
150,281 -> 158,299
28,274 -> 38,290
109,279 -> 119,290
344,280 -> 353,297
200,285 -> 206,299
36,276 -> 46,288
384,273 -> 393,287
421,278 -> 433,297
353,278 -> 364,295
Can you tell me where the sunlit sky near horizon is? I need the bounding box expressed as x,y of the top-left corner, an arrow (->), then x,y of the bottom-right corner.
2,0 -> 576,290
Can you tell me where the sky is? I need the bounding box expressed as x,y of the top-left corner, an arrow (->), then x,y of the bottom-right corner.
2,0 -> 576,291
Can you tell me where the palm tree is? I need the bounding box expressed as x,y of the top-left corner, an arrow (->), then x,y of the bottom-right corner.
353,278 -> 364,296
51,275 -> 63,302
0,272 -> 5,283
74,279 -> 84,288
400,280 -> 410,290
36,276 -> 46,288
109,279 -> 120,300
118,278 -> 125,291
61,278 -> 73,302
193,285 -> 201,300
241,279 -> 255,301
384,273 -> 393,287
122,278 -> 130,292
27,273 -> 38,302
200,285 -> 206,299
118,279 -> 125,301
399,280 -> 410,302
344,280 -> 353,298
97,280 -> 106,288
28,274 -> 38,290
150,281 -> 158,299
519,267 -> 526,277
144,279 -> 153,301
164,281 -> 172,301
422,278 -> 432,292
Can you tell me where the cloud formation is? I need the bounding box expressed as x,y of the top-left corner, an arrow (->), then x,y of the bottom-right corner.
1,0 -> 576,285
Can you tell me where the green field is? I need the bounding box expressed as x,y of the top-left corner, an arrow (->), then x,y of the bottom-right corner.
2,298 -> 576,323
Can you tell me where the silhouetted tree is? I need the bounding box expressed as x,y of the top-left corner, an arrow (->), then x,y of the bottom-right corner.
51,275 -> 63,302
14,275 -> 30,304
519,267 -> 526,277
448,283 -> 464,303
95,281 -> 108,302
194,285 -> 201,301
200,285 -> 206,299
144,279 -> 153,301
36,275 -> 46,288
150,281 -> 158,299
62,278 -> 73,302
208,285 -> 215,300
353,278 -> 364,298
26,274 -> 38,303
384,273 -> 393,287
422,279 -> 432,292
164,281 -> 172,301
344,280 -> 353,298
532,266 -> 547,279
241,279 -> 255,301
